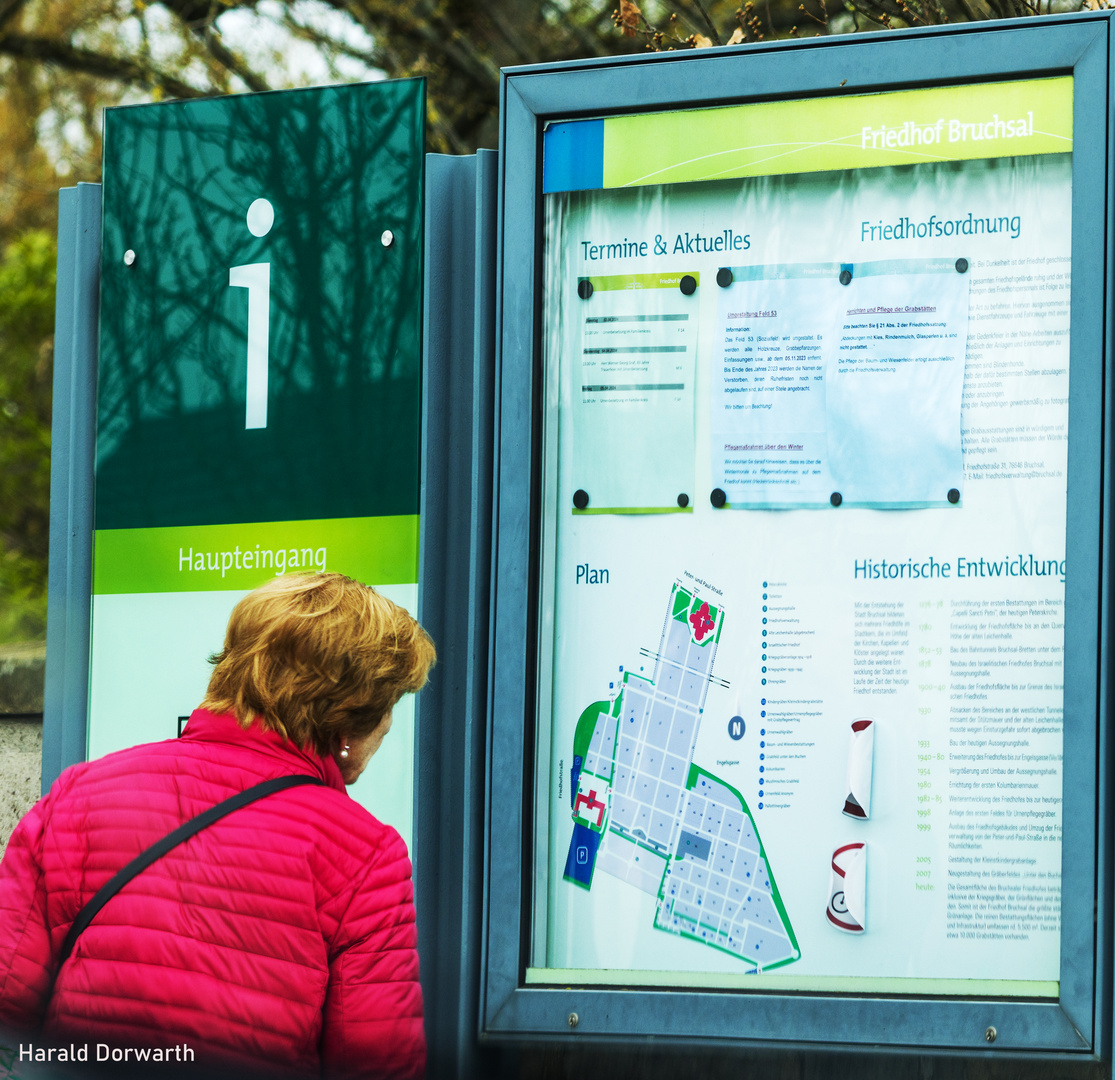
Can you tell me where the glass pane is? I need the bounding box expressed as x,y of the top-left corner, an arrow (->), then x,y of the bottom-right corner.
532,77 -> 1072,997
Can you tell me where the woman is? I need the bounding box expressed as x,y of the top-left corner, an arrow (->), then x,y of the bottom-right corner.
0,572 -> 435,1078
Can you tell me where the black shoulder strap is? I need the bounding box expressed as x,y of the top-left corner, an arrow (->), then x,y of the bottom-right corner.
57,774 -> 325,970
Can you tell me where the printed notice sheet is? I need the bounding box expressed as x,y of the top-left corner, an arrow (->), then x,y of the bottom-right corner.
830,262 -> 970,505
572,273 -> 699,512
711,260 -> 970,508
710,264 -> 836,507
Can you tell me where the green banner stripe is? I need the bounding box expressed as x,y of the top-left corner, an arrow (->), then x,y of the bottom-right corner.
524,967 -> 1058,996
573,506 -> 693,515
603,77 -> 1072,189
93,515 -> 418,594
583,271 -> 700,290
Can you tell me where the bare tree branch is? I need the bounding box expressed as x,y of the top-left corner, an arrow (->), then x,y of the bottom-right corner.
336,0 -> 403,69
279,10 -> 391,72
337,0 -> 502,86
477,4 -> 541,64
0,0 -> 29,33
201,24 -> 272,92
0,33 -> 208,98
542,0 -> 611,57
154,0 -> 273,91
675,0 -> 723,42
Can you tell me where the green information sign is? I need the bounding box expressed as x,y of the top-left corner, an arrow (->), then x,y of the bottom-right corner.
90,80 -> 425,846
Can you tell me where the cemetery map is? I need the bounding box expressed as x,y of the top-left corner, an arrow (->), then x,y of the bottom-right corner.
563,581 -> 800,971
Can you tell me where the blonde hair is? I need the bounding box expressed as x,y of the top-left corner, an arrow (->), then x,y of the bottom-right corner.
201,572 -> 435,756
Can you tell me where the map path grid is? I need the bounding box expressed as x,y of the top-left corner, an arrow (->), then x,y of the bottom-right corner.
562,579 -> 800,971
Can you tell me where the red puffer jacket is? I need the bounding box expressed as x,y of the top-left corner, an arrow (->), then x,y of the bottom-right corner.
0,709 -> 424,1078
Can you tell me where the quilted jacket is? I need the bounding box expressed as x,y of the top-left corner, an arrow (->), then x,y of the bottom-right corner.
0,709 -> 424,1078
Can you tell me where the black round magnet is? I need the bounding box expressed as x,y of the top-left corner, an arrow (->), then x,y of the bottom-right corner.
677,493 -> 690,508
955,258 -> 969,274
577,279 -> 593,300
679,275 -> 697,295
716,267 -> 734,288
947,488 -> 960,504
710,488 -> 727,508
573,489 -> 589,510
830,491 -> 843,507
839,269 -> 852,286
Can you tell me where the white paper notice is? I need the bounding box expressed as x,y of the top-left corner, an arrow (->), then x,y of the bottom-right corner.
572,273 -> 699,512
710,267 -> 837,506
829,264 -> 969,506
711,260 -> 970,508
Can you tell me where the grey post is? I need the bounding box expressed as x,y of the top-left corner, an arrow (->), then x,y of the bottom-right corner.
43,182 -> 101,793
416,150 -> 514,1079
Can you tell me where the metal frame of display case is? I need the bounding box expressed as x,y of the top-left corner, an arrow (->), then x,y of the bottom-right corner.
482,14 -> 1113,1059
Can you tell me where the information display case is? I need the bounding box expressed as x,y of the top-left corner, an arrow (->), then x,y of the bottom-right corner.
483,15 -> 1113,1057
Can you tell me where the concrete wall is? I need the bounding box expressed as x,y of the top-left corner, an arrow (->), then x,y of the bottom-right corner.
0,642 -> 45,857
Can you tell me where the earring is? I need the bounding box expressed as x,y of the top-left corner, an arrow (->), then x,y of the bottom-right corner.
340,742 -> 350,760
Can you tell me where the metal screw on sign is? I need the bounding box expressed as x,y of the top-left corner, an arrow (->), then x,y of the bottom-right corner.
567,1012 -> 579,1030
381,230 -> 394,248
985,1026 -> 997,1043
123,249 -> 136,266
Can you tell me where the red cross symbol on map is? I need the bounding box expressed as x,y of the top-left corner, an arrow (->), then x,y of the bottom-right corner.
574,789 -> 606,827
689,601 -> 715,642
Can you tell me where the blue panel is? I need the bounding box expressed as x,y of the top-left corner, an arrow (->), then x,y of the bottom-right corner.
563,823 -> 601,887
569,753 -> 583,807
542,119 -> 604,193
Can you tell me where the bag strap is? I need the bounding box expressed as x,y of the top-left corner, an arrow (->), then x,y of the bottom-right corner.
57,774 -> 325,970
